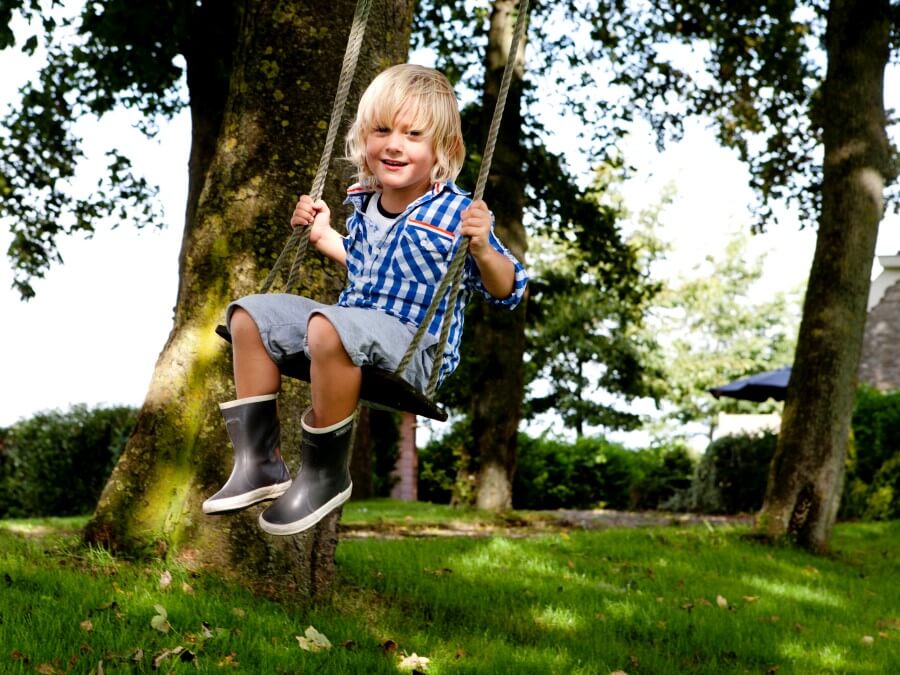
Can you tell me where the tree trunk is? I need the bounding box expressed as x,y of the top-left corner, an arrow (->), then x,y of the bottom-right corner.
757,0 -> 891,553
84,0 -> 413,599
468,0 -> 529,511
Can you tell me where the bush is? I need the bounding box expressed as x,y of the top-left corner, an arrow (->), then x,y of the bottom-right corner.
629,443 -> 696,511
841,387 -> 900,520
1,405 -> 137,517
513,434 -> 638,510
667,432 -> 777,515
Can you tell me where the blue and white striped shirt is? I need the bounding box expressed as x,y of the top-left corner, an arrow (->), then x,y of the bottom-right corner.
338,181 -> 528,387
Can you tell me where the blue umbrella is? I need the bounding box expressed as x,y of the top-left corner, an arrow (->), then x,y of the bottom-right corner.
709,366 -> 792,402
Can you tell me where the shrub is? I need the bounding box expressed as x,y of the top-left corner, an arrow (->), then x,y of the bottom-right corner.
513,434 -> 638,510
629,443 -> 696,511
668,432 -> 777,515
2,405 -> 137,517
851,386 -> 900,483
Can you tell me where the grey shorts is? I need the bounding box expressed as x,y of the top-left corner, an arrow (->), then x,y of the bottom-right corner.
226,294 -> 437,393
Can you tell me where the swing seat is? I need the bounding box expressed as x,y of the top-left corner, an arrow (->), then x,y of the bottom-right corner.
215,325 -> 448,421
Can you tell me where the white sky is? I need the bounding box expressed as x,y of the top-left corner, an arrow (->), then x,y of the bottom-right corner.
1,19 -> 898,436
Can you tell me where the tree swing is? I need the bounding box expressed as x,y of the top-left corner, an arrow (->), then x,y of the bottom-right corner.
217,0 -> 529,422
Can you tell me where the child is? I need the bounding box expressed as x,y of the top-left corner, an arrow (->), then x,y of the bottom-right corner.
203,64 -> 528,535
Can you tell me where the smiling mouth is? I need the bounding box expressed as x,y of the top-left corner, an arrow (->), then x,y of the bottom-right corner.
381,159 -> 407,167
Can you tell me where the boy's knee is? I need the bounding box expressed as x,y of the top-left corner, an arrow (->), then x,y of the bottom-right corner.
230,308 -> 260,343
307,315 -> 345,360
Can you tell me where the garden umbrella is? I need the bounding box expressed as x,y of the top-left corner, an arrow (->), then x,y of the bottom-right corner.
708,366 -> 791,402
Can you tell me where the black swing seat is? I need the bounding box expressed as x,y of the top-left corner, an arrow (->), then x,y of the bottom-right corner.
215,324 -> 448,421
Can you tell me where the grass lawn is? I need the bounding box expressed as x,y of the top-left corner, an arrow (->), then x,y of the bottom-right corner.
1,502 -> 897,674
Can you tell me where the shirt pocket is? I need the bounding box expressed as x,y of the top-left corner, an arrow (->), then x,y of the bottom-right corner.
392,219 -> 456,285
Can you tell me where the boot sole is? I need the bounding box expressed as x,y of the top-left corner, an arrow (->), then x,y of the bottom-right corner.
257,484 -> 353,536
202,480 -> 293,515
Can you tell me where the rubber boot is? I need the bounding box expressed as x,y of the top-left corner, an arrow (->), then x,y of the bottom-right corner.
258,408 -> 355,535
202,394 -> 292,515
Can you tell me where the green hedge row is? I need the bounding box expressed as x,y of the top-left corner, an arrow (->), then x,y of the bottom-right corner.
0,405 -> 137,517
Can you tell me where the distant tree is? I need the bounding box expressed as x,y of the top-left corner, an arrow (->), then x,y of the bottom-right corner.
650,233 -> 800,442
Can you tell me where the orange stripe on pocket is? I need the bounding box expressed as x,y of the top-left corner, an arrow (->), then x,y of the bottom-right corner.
408,218 -> 455,239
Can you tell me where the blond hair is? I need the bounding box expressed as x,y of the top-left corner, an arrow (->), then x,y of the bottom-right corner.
345,64 -> 465,188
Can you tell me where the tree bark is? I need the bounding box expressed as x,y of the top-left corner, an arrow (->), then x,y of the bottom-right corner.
469,0 -> 529,511
84,0 -> 413,599
757,0 -> 891,553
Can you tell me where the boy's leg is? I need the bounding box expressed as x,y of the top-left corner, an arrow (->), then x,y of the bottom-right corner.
306,313 -> 362,425
258,314 -> 358,535
231,308 -> 281,397
203,307 -> 290,515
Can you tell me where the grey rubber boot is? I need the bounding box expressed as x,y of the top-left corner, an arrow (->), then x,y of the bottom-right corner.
258,408 -> 355,535
202,394 -> 292,515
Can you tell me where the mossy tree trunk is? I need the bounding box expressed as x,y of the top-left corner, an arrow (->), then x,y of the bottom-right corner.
84,0 -> 413,598
757,0 -> 892,553
468,0 -> 529,511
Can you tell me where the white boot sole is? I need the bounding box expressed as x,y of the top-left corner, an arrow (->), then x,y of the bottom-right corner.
202,480 -> 292,514
257,484 -> 353,535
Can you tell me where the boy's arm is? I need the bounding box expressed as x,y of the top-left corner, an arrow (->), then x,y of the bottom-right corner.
460,200 -> 516,299
291,196 -> 347,267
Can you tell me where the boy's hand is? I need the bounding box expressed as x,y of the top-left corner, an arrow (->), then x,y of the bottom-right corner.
460,199 -> 493,257
290,195 -> 331,244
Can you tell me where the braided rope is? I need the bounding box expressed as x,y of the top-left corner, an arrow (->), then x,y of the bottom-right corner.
397,0 -> 530,397
261,0 -> 372,294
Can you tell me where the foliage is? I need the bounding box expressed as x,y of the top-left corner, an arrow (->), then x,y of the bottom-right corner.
419,423 -> 695,511
628,442 -> 696,511
2,512 -> 900,673
645,232 -> 800,438
0,0 -> 200,297
513,433 -> 637,510
412,2 -> 664,427
841,386 -> 900,520
667,432 -> 778,515
522,167 -> 664,434
1,404 -> 137,517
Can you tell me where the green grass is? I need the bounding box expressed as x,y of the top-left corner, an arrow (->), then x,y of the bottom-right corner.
1,504 -> 898,674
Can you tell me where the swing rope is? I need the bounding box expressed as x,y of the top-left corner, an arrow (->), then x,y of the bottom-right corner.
255,0 -> 529,405
397,0 -> 530,398
260,0 -> 373,294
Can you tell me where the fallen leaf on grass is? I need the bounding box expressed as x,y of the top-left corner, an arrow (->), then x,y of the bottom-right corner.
716,595 -> 728,608
861,635 -> 875,647
159,570 -> 172,590
610,671 -> 628,675
296,625 -> 332,652
743,595 -> 760,603
80,619 -> 93,632
181,581 -> 194,594
398,653 -> 431,672
217,652 -> 239,667
150,605 -> 170,634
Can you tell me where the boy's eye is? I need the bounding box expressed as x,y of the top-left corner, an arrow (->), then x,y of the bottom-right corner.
373,126 -> 390,134
408,130 -> 423,137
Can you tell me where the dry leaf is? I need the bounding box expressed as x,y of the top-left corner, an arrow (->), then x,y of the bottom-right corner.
296,625 -> 332,652
610,671 -> 628,675
567,559 -> 575,570
716,595 -> 728,608
398,653 -> 431,672
150,605 -> 170,634
80,619 -> 94,632
231,607 -> 246,618
217,653 -> 239,667
159,570 -> 172,590
743,595 -> 760,603
861,635 -> 875,647
181,582 -> 194,594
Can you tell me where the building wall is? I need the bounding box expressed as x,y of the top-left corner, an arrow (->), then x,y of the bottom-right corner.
860,275 -> 900,391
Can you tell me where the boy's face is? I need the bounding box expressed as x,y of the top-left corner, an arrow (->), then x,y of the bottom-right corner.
365,103 -> 435,210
